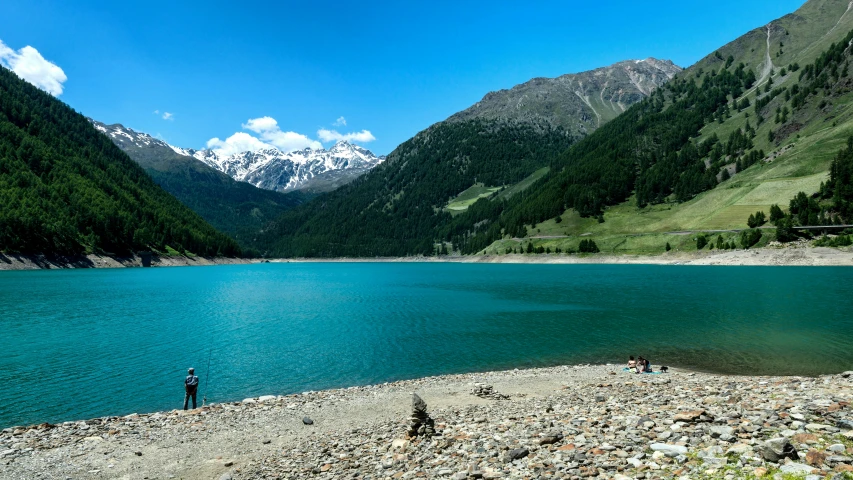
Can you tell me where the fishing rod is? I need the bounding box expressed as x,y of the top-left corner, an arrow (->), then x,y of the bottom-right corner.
202,347 -> 212,406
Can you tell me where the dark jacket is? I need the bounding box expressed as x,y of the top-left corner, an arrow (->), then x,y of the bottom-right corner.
185,374 -> 199,392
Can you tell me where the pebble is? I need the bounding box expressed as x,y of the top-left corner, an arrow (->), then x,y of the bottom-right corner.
1,366 -> 852,480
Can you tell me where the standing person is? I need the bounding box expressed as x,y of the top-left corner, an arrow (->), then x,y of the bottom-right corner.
184,367 -> 199,410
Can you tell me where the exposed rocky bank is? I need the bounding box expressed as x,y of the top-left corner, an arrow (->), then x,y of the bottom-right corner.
282,246 -> 853,267
0,253 -> 256,271
2,366 -> 853,480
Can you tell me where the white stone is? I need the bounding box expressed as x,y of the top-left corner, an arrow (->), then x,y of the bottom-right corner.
650,443 -> 688,457
780,462 -> 815,475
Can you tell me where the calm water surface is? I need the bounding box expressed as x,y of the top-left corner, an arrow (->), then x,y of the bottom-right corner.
1,263 -> 852,428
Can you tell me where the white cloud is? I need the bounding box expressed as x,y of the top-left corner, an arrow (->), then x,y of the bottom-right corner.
243,116 -> 279,133
153,109 -> 160,114
207,132 -> 274,156
162,112 -> 174,120
333,116 -> 347,127
207,116 -> 377,157
0,39 -> 67,96
207,116 -> 322,156
317,128 -> 376,143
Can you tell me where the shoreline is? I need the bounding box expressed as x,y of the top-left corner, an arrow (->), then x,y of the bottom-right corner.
278,245 -> 853,267
2,364 -> 852,479
0,253 -> 258,271
1,245 -> 851,272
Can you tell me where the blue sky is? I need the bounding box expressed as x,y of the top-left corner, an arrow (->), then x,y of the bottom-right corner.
1,0 -> 806,155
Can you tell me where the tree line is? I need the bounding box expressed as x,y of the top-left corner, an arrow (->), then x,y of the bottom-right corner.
0,65 -> 240,257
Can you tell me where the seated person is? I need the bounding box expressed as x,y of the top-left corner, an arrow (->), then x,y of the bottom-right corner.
635,356 -> 645,374
627,356 -> 637,369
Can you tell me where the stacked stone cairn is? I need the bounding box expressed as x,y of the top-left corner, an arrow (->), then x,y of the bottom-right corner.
471,383 -> 510,400
407,393 -> 436,438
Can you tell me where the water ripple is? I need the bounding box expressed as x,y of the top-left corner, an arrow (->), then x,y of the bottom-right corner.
1,263 -> 852,428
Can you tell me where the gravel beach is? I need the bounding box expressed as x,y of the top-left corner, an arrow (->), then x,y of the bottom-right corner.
2,365 -> 852,480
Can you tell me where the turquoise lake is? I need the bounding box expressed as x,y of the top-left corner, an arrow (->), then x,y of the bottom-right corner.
1,262 -> 852,428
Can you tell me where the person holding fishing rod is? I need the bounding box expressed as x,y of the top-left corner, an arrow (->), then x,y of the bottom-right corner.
183,367 -> 199,410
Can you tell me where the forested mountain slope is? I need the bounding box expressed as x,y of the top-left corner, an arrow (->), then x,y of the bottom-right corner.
467,0 -> 853,255
259,121 -> 573,256
258,58 -> 675,257
0,66 -> 240,257
91,121 -> 308,249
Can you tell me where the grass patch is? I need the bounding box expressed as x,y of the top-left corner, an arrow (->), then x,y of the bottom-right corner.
446,168 -> 551,216
445,184 -> 502,215
495,167 -> 550,201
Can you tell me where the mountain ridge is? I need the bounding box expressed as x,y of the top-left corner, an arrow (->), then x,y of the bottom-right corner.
259,0 -> 853,258
89,120 -> 309,248
176,140 -> 385,194
466,0 -> 853,255
256,56 -> 678,257
0,66 -> 240,257
93,120 -> 386,194
447,57 -> 681,136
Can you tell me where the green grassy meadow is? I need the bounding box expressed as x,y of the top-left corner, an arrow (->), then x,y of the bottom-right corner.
478,1 -> 853,256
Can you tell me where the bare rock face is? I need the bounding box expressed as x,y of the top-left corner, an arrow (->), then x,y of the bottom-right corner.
446,58 -> 682,138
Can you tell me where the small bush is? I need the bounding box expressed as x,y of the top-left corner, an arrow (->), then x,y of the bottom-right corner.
814,235 -> 853,247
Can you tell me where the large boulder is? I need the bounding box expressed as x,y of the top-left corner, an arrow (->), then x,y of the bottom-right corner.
505,448 -> 529,462
758,437 -> 799,463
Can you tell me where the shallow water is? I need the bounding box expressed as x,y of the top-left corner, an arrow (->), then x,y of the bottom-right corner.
1,262 -> 851,428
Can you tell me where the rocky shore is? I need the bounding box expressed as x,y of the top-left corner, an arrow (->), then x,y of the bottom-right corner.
0,253 -> 257,271
281,246 -> 853,267
2,365 -> 853,480
2,245 -> 851,271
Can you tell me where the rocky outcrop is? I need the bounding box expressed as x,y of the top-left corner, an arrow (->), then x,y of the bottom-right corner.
446,58 -> 681,137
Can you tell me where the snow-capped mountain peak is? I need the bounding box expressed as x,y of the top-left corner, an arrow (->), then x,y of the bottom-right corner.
88,119 -> 385,193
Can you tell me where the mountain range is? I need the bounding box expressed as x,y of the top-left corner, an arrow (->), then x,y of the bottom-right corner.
256,57 -> 678,256
92,121 -> 385,194
174,141 -> 385,194
88,120 -> 309,248
259,0 -> 853,258
6,0 -> 853,261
